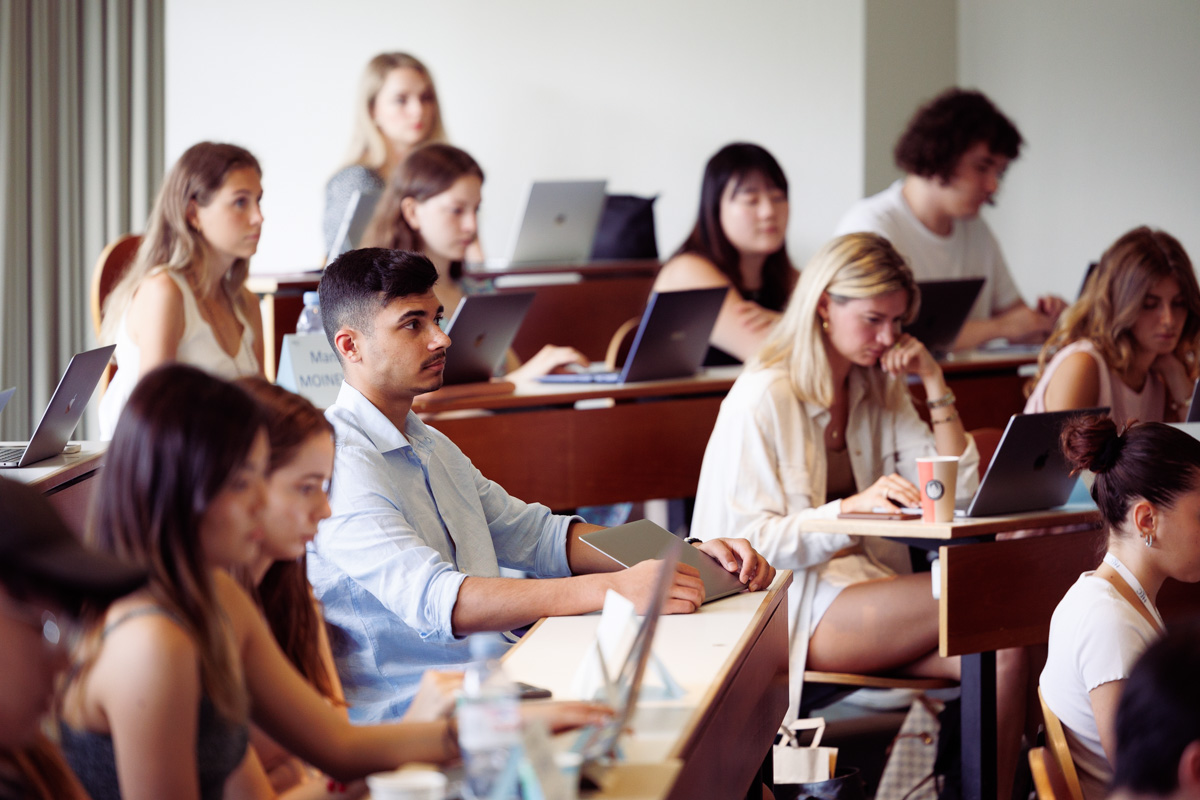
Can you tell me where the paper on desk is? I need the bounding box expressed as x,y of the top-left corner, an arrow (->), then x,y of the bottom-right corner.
568,590 -> 682,701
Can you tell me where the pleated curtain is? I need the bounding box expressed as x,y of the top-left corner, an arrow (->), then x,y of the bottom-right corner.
0,0 -> 163,439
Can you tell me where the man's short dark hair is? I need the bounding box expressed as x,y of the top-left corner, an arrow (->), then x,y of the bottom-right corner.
318,248 -> 439,357
894,87 -> 1023,182
1112,624 -> 1200,796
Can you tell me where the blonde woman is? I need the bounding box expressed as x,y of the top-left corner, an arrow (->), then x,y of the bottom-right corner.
1025,226 -> 1200,424
692,232 -> 1025,799
323,52 -> 448,255
98,142 -> 266,438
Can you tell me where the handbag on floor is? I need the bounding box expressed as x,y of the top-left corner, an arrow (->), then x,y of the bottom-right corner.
876,695 -> 945,800
774,718 -> 866,800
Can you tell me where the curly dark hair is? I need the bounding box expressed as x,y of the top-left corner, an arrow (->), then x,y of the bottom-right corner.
894,88 -> 1023,182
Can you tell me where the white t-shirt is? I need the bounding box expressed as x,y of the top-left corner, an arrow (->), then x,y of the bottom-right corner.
1039,572 -> 1163,800
835,180 -> 1022,322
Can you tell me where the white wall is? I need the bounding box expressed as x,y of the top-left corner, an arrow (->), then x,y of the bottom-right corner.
165,0 -> 865,276
958,1 -> 1200,302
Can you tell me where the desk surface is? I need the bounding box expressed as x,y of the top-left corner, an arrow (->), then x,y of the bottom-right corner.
504,570 -> 792,800
1,442 -> 106,492
797,505 -> 1100,540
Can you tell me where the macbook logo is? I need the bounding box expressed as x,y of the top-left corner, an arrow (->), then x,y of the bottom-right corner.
1033,451 -> 1049,470
554,213 -> 567,225
670,330 -> 686,342
474,334 -> 486,349
64,394 -> 78,415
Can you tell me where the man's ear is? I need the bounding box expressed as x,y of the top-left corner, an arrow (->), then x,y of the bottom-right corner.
334,327 -> 362,364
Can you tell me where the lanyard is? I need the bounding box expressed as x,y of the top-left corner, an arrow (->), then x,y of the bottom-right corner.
1101,552 -> 1164,633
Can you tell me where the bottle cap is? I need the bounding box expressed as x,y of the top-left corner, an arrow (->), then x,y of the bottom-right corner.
303,291 -> 320,306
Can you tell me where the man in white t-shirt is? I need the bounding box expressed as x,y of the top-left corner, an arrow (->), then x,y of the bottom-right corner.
836,88 -> 1066,351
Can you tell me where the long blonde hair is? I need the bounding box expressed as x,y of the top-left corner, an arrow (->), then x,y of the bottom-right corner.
755,232 -> 919,410
101,142 -> 260,344
343,52 -> 446,172
1028,226 -> 1200,394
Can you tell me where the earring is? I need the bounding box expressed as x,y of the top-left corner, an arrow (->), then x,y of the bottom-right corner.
1145,534 -> 1154,548
821,319 -> 829,332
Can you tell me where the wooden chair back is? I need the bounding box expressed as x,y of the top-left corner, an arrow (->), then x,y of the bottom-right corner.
969,427 -> 1004,480
1028,745 -> 1074,800
1037,688 -> 1085,800
89,234 -> 141,392
604,316 -> 641,371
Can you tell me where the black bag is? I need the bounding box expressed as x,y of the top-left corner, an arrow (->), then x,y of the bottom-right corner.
775,768 -> 867,800
589,194 -> 658,260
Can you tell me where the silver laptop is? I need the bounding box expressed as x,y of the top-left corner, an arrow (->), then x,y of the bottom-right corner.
581,520 -> 746,603
493,180 -> 607,266
0,345 -> 116,468
441,292 -> 535,385
538,287 -> 726,384
0,387 -> 14,416
963,407 -> 1109,517
326,188 -> 381,264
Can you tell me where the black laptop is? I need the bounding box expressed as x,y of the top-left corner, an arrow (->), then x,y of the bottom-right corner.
904,278 -> 985,356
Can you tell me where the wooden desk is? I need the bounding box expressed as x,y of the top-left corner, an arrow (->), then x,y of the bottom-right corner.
412,367 -> 739,510
504,570 -> 792,800
914,350 -> 1038,431
246,271 -> 323,380
2,442 -> 106,535
800,508 -> 1103,800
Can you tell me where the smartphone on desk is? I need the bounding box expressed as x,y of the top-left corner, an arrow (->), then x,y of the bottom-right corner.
837,511 -> 921,521
516,681 -> 552,700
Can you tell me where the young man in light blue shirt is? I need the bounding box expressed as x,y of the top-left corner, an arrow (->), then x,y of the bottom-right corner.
307,247 -> 773,722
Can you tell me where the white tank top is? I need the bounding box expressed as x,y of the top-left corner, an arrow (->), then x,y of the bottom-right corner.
98,270 -> 259,438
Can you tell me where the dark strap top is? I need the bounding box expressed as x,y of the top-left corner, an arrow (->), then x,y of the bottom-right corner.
58,607 -> 248,800
703,286 -> 783,366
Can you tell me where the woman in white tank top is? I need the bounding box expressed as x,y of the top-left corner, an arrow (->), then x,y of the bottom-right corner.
1025,227 -> 1200,426
99,142 -> 267,437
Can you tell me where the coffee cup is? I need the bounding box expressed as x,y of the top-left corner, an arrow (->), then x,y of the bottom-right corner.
916,456 -> 958,523
366,768 -> 447,800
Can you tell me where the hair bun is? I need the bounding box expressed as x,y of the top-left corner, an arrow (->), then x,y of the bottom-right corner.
1061,414 -> 1123,475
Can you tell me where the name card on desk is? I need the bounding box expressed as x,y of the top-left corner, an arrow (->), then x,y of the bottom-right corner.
275,334 -> 342,407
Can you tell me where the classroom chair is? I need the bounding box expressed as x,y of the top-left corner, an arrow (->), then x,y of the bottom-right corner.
1029,746 -> 1074,800
1037,688 -> 1085,800
89,234 -> 141,392
970,427 -> 1004,479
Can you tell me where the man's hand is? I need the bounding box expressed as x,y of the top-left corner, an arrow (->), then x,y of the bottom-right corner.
695,538 -> 775,591
608,559 -> 705,614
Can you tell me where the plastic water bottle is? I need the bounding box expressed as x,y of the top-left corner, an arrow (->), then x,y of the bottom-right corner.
457,634 -> 522,800
295,291 -> 322,335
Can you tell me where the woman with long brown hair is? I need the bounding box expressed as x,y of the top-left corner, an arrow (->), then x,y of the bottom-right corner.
1025,226 -> 1200,424
59,365 -> 605,800
99,141 -> 266,438
362,143 -> 586,382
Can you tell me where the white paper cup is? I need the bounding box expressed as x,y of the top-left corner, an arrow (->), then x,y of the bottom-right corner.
556,751 -> 584,800
917,456 -> 958,523
366,768 -> 448,800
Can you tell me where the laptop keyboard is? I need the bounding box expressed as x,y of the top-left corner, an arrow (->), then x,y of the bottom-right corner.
0,446 -> 26,462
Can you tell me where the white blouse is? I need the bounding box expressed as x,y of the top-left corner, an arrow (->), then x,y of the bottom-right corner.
691,365 -> 979,723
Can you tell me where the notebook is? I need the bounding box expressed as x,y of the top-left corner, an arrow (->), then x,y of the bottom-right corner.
326,188 -> 381,264
440,292 -> 535,384
488,180 -> 607,267
963,407 -> 1109,517
0,345 -> 116,468
904,278 -> 985,356
538,287 -> 725,384
580,520 -> 747,603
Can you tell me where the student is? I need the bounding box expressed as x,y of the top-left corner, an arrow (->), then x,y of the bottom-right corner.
653,142 -> 796,364
1110,626 -> 1200,800
98,141 -> 265,438
60,365 -> 608,799
227,378 -> 458,799
307,247 -> 774,722
361,143 -> 586,382
324,52 -> 455,256
1025,226 -> 1200,424
836,88 -> 1066,350
690,232 -> 1025,800
1041,416 -> 1200,800
0,478 -> 146,800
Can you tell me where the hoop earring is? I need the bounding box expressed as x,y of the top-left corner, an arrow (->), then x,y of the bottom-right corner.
1145,534 -> 1154,548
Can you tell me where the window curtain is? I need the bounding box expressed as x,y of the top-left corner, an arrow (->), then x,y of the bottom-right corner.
0,0 -> 163,440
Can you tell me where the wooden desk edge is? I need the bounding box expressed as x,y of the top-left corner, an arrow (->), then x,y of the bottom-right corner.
796,508 -> 1101,540
667,569 -> 792,760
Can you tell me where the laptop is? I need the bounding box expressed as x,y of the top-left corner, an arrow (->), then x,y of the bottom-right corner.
963,406 -> 1109,517
538,287 -> 726,384
325,188 -> 381,264
440,292 -> 535,384
492,180 -> 607,266
573,536 -> 681,777
0,387 -> 14,416
580,520 -> 747,603
904,278 -> 985,355
0,344 -> 116,468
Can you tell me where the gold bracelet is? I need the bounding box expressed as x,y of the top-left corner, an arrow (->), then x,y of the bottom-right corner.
926,390 -> 956,409
932,412 -> 959,425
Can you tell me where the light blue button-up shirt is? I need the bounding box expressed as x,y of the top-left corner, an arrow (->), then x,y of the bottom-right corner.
307,382 -> 575,722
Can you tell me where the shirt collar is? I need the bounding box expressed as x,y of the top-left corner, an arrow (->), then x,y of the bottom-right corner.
334,382 -> 433,455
